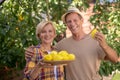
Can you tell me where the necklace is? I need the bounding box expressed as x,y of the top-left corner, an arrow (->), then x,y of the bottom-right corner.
40,45 -> 52,54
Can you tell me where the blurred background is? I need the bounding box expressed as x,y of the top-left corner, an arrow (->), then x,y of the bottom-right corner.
0,0 -> 120,80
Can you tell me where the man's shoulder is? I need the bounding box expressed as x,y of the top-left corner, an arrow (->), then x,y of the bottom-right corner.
54,37 -> 71,47
59,37 -> 72,42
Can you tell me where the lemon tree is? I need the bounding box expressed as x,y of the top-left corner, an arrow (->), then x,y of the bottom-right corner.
0,0 -> 120,79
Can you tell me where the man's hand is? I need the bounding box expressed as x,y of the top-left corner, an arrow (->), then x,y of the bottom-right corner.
25,45 -> 35,61
95,32 -> 108,48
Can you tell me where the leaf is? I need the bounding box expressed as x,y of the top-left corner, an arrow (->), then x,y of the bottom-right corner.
112,72 -> 120,80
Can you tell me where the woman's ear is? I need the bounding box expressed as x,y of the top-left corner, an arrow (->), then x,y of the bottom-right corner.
37,34 -> 40,39
54,34 -> 57,38
37,34 -> 39,37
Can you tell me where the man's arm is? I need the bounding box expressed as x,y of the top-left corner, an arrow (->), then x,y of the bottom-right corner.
95,32 -> 118,63
118,57 -> 120,62
102,45 -> 118,63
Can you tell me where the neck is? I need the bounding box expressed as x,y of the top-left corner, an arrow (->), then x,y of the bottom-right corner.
41,43 -> 52,51
72,31 -> 86,41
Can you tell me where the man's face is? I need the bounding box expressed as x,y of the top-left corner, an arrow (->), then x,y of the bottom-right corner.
65,12 -> 83,35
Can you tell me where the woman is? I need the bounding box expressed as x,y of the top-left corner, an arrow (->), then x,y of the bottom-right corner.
24,21 -> 64,80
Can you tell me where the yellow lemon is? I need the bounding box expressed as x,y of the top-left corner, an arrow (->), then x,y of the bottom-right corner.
28,61 -> 35,68
18,15 -> 24,21
52,54 -> 63,61
50,50 -> 58,57
62,55 -> 69,60
68,54 -> 75,60
90,28 -> 98,38
44,54 -> 52,61
58,50 -> 68,56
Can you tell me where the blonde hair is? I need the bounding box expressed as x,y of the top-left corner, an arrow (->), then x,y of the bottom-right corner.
36,20 -> 56,40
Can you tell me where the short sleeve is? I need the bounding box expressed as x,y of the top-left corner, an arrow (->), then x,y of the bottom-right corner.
97,42 -> 106,60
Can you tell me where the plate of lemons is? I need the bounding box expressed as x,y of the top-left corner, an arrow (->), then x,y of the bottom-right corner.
43,50 -> 75,65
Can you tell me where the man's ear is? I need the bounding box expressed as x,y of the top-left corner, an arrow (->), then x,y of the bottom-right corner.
81,18 -> 84,23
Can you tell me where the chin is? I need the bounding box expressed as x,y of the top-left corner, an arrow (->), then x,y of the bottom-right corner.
44,41 -> 52,44
72,30 -> 79,34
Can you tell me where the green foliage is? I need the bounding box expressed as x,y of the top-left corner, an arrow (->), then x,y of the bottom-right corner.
0,0 -> 70,69
0,0 -> 120,77
112,71 -> 120,80
0,0 -> 39,69
54,21 -> 66,35
90,0 -> 120,76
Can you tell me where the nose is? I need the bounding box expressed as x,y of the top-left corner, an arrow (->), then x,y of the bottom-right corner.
69,21 -> 76,27
45,32 -> 49,36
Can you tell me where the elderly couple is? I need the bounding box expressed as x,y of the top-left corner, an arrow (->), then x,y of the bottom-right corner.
24,7 -> 119,80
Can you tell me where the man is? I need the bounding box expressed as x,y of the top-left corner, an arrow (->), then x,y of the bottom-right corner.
55,7 -> 118,80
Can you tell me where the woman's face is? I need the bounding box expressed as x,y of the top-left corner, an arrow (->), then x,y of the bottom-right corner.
39,23 -> 56,44
65,13 -> 83,35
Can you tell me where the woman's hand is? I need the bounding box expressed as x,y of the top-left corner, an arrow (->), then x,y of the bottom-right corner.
37,60 -> 53,68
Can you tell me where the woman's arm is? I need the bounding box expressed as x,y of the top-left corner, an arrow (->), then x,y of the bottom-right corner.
28,63 -> 42,80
